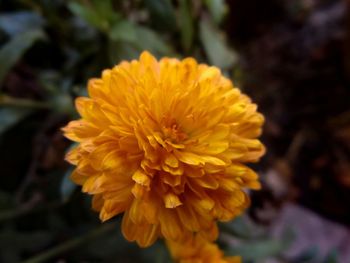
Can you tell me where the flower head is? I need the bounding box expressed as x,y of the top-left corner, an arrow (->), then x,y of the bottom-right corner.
63,51 -> 265,247
167,234 -> 241,263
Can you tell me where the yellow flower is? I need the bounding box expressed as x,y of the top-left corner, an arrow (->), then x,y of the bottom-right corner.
167,234 -> 241,263
62,51 -> 265,247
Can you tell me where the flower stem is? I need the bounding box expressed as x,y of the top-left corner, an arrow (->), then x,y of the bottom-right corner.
22,222 -> 116,263
0,94 -> 50,109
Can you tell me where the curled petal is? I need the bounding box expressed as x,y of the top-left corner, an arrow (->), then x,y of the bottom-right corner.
62,51 -> 265,249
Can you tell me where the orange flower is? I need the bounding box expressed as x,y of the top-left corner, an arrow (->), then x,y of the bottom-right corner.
167,234 -> 241,263
62,51 -> 265,247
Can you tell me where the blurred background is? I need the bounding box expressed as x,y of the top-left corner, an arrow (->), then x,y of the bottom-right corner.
0,0 -> 349,262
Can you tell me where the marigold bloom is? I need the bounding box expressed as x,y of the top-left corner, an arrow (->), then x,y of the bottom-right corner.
167,235 -> 241,263
62,51 -> 265,247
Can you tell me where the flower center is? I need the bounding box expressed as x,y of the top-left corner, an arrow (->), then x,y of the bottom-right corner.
161,117 -> 188,143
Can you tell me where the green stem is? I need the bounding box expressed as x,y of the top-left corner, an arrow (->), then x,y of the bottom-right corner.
0,95 -> 50,109
22,222 -> 116,263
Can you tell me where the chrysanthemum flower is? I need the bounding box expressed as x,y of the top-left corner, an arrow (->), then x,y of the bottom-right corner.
167,234 -> 241,263
63,51 -> 265,247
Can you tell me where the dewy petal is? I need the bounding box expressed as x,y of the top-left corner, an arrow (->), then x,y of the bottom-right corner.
62,51 -> 265,249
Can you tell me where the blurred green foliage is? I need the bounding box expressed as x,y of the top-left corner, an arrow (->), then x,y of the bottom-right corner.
0,0 -> 331,262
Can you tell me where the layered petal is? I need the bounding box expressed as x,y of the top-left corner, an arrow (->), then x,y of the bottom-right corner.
166,234 -> 241,263
62,51 -> 265,252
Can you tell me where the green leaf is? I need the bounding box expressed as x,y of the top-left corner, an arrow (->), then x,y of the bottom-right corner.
91,0 -> 118,23
227,227 -> 294,261
0,29 -> 45,84
0,11 -> 45,36
68,2 -> 108,31
204,0 -> 227,24
228,239 -> 289,261
68,0 -> 121,32
135,26 -> 173,56
108,40 -> 140,65
144,0 -> 177,31
220,216 -> 258,239
199,18 -> 238,69
109,23 -> 173,63
0,107 -> 33,136
178,0 -> 194,52
109,20 -> 137,42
